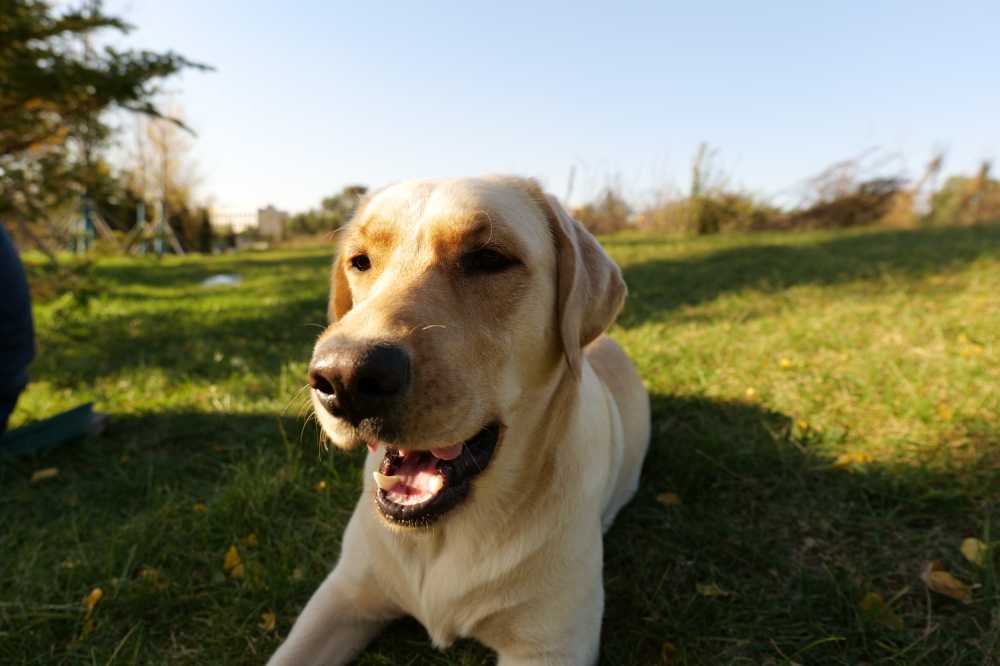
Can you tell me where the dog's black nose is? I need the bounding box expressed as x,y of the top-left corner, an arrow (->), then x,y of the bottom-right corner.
308,342 -> 410,423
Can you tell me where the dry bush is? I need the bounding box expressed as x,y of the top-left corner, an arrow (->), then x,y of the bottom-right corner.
636,197 -> 689,234
571,188 -> 631,235
880,191 -> 917,228
640,192 -> 783,234
925,163 -> 1000,226
638,143 -> 783,235
788,176 -> 906,229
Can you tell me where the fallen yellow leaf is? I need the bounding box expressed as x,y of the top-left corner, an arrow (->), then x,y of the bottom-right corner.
259,611 -> 277,632
83,587 -> 103,613
314,480 -> 328,492
960,538 -> 987,568
919,560 -> 972,604
859,591 -> 883,612
137,566 -> 169,590
192,502 -> 208,513
695,582 -> 731,597
31,467 -> 59,483
831,451 -> 873,469
959,344 -> 984,357
656,492 -> 682,507
859,592 -> 903,630
223,545 -> 244,579
935,403 -> 954,421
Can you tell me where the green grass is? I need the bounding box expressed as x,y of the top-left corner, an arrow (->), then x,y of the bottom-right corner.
2,225 -> 999,665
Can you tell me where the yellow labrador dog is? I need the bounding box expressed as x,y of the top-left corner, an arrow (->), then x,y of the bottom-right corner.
269,176 -> 650,665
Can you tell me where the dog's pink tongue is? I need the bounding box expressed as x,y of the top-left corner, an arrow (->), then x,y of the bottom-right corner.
430,443 -> 463,460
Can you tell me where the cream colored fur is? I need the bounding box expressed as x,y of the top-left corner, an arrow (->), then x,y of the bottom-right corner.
268,177 -> 650,665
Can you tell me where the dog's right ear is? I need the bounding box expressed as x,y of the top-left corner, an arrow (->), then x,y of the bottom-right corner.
328,249 -> 353,322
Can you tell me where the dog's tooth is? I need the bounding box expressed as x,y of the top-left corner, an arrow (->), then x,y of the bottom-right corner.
372,471 -> 400,491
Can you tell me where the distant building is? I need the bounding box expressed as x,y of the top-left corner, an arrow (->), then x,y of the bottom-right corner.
211,205 -> 289,240
257,205 -> 289,240
211,208 -> 257,234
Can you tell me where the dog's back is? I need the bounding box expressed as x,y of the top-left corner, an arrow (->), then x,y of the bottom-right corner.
585,335 -> 651,531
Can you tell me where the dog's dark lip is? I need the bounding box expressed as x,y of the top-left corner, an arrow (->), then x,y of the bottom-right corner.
374,423 -> 502,527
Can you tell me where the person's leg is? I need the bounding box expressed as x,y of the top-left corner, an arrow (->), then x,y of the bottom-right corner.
0,225 -> 35,439
0,371 -> 27,436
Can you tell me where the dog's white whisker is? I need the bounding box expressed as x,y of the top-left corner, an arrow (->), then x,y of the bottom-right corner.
281,383 -> 312,418
299,409 -> 318,445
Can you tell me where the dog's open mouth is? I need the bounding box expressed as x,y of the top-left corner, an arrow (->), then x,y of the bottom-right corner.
373,423 -> 501,527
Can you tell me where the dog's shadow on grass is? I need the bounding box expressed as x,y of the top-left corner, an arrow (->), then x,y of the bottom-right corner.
616,223 -> 1000,328
598,392 -> 998,664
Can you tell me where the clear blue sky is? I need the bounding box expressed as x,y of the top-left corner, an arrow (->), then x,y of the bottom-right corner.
112,1 -> 999,212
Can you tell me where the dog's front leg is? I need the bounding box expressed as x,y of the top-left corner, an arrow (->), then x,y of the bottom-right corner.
268,508 -> 398,666
491,582 -> 604,666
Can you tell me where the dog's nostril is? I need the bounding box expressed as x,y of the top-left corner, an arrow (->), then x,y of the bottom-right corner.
308,371 -> 336,397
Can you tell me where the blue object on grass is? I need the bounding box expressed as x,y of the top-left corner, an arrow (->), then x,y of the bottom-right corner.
0,403 -> 98,457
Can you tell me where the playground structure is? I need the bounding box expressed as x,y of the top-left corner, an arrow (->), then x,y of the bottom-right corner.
68,196 -> 185,257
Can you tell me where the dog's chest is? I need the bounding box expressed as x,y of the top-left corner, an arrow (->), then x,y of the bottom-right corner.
378,537 -> 511,649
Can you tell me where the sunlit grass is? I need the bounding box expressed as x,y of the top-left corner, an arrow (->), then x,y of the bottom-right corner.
2,225 -> 998,664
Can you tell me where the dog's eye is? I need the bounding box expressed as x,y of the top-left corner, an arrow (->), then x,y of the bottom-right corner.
349,254 -> 371,272
460,248 -> 517,274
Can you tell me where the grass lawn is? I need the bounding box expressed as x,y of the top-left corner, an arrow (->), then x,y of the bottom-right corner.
2,224 -> 999,665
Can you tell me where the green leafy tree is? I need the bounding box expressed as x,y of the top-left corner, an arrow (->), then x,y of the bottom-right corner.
0,0 -> 207,257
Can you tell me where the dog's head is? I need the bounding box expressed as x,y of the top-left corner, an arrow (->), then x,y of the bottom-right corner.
309,177 -> 625,527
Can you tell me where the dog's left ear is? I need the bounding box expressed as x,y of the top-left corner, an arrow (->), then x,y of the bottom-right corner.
327,190 -> 380,322
328,249 -> 353,322
543,193 -> 627,378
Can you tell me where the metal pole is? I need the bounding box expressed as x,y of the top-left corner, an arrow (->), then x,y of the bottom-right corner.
136,201 -> 146,255
156,199 -> 166,257
82,197 -> 95,253
73,198 -> 96,255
